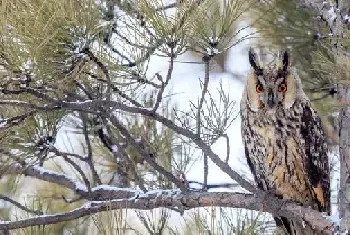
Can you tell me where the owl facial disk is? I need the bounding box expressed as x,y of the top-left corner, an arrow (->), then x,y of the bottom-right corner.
247,48 -> 292,112
256,77 -> 287,111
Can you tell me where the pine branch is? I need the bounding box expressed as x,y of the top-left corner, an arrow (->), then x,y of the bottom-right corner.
0,190 -> 333,233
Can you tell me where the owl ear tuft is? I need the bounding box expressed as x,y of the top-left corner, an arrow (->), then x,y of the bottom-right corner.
248,48 -> 260,72
281,50 -> 289,72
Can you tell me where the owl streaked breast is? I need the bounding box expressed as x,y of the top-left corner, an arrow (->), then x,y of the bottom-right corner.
241,48 -> 330,235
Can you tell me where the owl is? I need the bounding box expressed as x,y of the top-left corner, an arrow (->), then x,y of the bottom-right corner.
240,48 -> 330,235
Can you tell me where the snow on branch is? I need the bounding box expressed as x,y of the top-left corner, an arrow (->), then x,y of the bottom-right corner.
0,190 -> 333,233
6,164 -> 88,194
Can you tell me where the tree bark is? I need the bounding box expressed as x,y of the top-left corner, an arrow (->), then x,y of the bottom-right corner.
339,103 -> 350,229
337,1 -> 350,231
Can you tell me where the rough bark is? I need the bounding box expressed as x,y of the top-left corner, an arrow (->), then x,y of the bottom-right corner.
339,106 -> 350,229
0,191 -> 334,232
337,0 -> 350,228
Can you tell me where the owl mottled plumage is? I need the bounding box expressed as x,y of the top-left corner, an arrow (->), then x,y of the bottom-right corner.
241,49 -> 330,235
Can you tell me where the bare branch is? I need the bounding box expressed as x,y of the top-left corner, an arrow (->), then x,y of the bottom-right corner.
81,113 -> 102,185
0,87 -> 57,103
155,2 -> 177,11
0,100 -> 59,111
0,110 -> 36,130
152,50 -> 175,112
223,134 -> 231,163
83,48 -> 143,107
4,164 -> 88,195
49,148 -> 86,162
62,195 -> 83,204
0,194 -> 42,215
58,154 -> 92,193
197,57 -> 210,190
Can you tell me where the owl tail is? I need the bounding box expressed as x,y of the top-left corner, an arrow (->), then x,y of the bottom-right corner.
274,217 -> 321,235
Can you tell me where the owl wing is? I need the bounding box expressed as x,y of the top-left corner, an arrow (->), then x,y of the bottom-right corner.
300,103 -> 330,213
241,106 -> 270,191
244,145 -> 268,190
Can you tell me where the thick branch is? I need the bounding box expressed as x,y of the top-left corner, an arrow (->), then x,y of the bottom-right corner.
0,191 -> 333,232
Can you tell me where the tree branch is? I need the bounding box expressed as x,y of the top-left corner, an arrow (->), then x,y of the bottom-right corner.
0,191 -> 333,233
198,57 -> 210,189
152,49 -> 175,112
4,164 -> 88,195
0,194 -> 42,215
81,113 -> 102,185
50,148 -> 87,162
0,110 -> 36,130
57,154 -> 92,193
108,115 -> 188,191
60,99 -> 256,193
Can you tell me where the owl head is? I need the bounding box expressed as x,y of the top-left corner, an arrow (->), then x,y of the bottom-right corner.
244,48 -> 303,113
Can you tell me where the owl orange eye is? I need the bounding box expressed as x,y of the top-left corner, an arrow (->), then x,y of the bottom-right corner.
256,84 -> 264,93
278,83 -> 287,92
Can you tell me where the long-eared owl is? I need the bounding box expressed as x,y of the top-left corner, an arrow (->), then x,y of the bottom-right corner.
240,48 -> 330,235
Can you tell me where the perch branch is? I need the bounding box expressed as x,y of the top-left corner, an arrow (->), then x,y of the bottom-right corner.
0,191 -> 333,233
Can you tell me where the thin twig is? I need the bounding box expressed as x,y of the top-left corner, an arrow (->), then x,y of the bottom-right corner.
59,155 -> 91,193
0,194 -> 42,215
223,134 -> 231,163
82,48 -> 112,102
107,43 -> 135,65
108,115 -> 188,191
155,2 -> 177,11
81,113 -> 102,185
83,48 -> 142,106
62,195 -> 83,204
112,28 -> 155,50
50,148 -> 86,162
0,110 -> 36,130
153,49 -> 175,112
115,143 -> 148,192
100,117 -> 147,192
60,99 -> 256,192
5,163 -> 89,195
197,57 -> 210,190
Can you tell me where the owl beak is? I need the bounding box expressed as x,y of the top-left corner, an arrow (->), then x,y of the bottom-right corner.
267,91 -> 275,108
